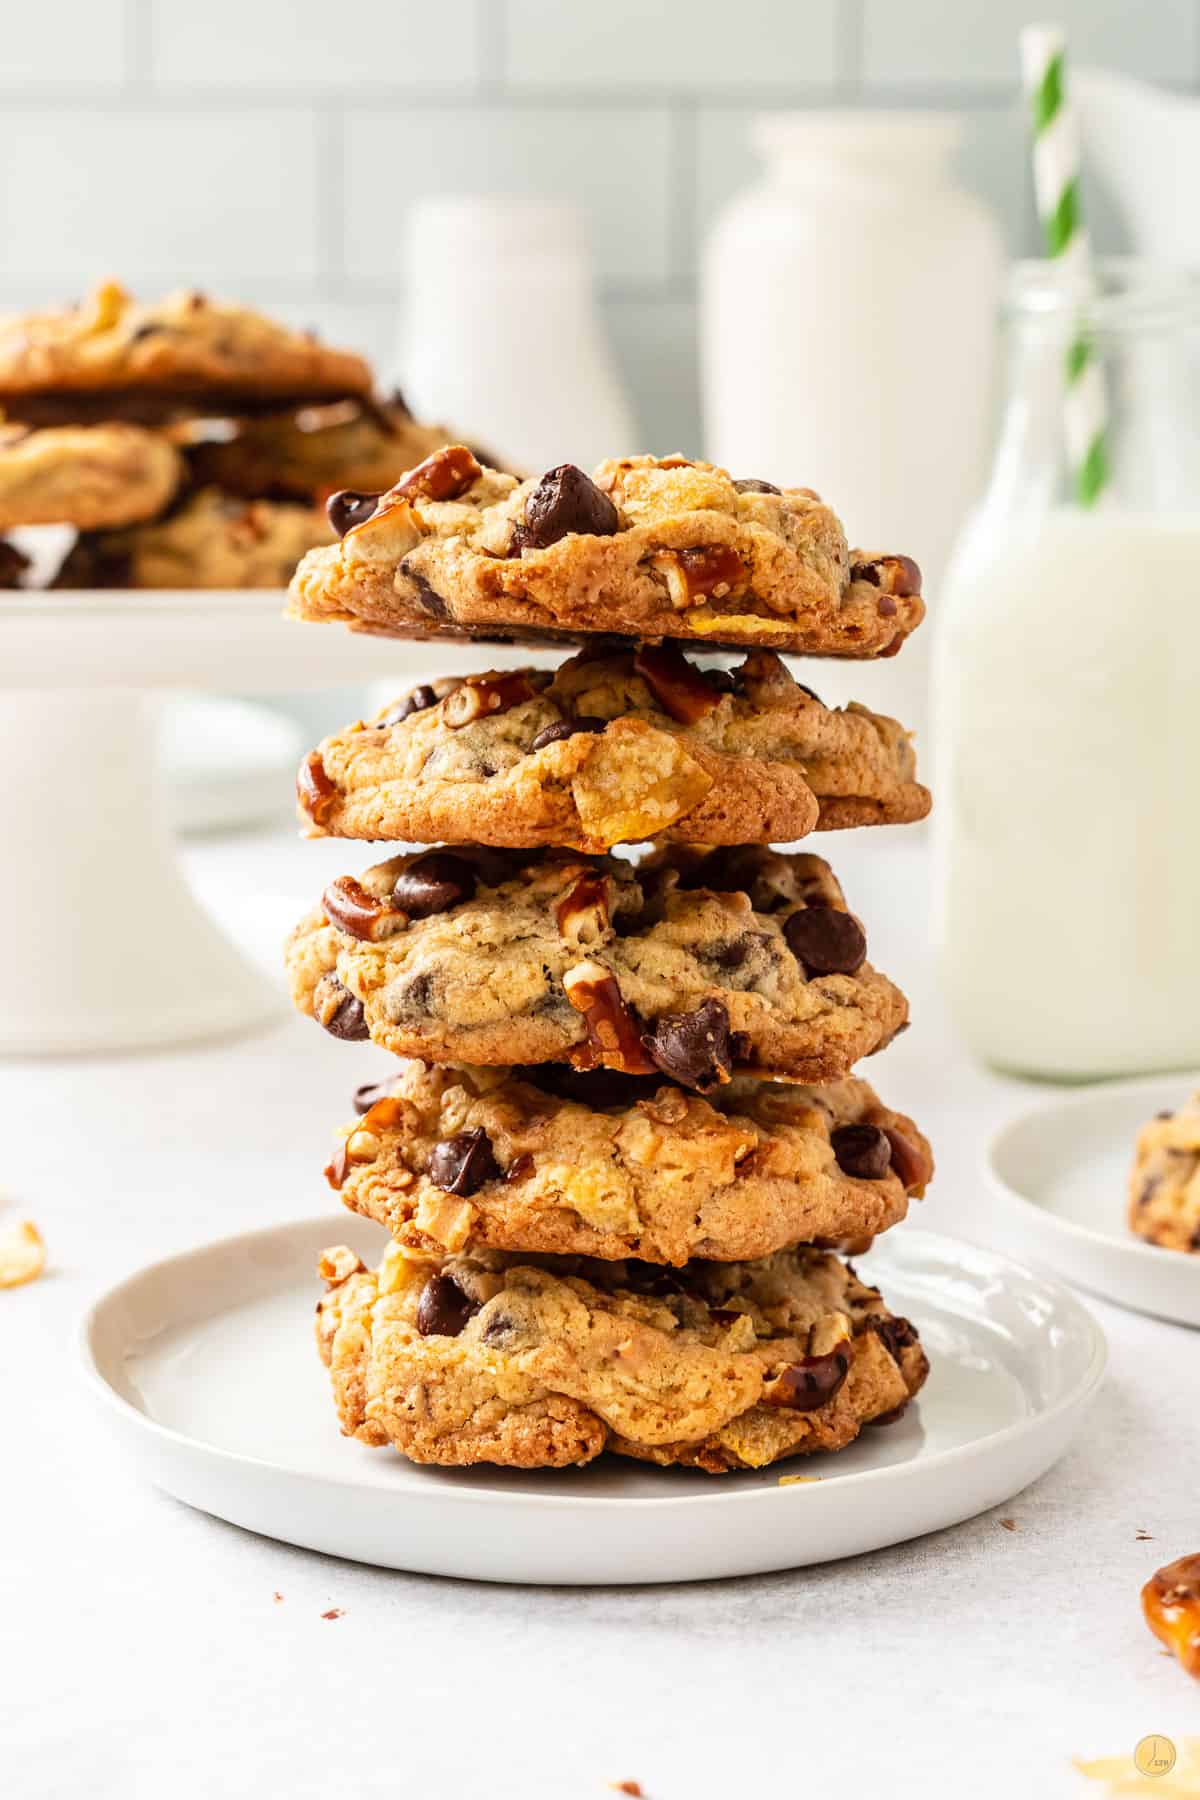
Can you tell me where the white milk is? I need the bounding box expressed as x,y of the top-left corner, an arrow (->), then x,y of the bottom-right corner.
933,510 -> 1200,1077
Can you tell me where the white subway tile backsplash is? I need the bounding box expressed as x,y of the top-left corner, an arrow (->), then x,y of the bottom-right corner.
862,0 -> 1197,88
148,0 -> 481,91
0,0 -> 129,87
504,0 -> 838,90
0,109 -> 322,283
344,105 -> 675,286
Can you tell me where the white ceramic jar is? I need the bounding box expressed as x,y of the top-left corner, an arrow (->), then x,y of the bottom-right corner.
701,113 -> 1003,726
398,196 -> 635,474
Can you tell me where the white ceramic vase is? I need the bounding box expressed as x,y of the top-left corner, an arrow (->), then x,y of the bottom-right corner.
700,112 -> 1004,726
398,196 -> 635,475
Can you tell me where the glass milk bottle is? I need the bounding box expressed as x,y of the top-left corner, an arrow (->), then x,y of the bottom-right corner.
934,261 -> 1200,1078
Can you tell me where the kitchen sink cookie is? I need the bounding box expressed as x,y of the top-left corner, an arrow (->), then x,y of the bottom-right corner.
0,281 -> 371,419
298,645 -> 928,850
288,446 -> 924,657
327,1061 -> 933,1265
315,1239 -> 928,1471
185,396 -> 455,503
53,486 -> 333,590
284,842 -> 908,1086
0,420 -> 182,530
1128,1091 -> 1200,1252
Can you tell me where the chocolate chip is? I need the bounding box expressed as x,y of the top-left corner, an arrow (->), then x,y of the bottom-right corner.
515,464 -> 619,551
392,851 -> 477,919
401,566 -> 450,619
1138,1175 -> 1162,1209
353,1079 -> 398,1115
481,1311 -> 517,1345
529,715 -> 607,752
871,1315 -> 919,1363
416,1272 -> 478,1337
505,1153 -> 534,1184
850,560 -> 880,587
317,976 -> 369,1042
763,1348 -> 851,1411
429,1127 -> 500,1197
784,906 -> 867,977
830,1124 -> 893,1180
732,477 -> 781,494
704,668 -> 736,694
644,998 -> 740,1092
377,684 -> 439,727
326,489 -> 380,537
517,1064 -> 659,1109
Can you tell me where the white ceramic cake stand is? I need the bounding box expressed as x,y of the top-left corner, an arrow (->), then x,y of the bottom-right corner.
2,590 -> 529,1055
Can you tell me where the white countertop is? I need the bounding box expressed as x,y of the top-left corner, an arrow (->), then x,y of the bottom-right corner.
3,824 -> 1197,1800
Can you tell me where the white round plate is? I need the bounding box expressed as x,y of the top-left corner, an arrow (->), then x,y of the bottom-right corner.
987,1073 -> 1200,1329
80,1218 -> 1105,1585
160,697 -> 304,835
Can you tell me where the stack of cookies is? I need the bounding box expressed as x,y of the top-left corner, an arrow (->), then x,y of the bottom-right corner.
286,446 -> 935,1474
0,281 -> 460,590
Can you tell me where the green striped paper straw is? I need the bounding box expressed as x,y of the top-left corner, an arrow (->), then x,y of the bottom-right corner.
1019,23 -> 1110,507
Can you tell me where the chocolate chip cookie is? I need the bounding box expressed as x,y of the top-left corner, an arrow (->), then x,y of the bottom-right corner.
284,843 -> 908,1085
298,645 -> 928,851
185,397 -> 456,503
53,487 -> 333,590
0,421 -> 182,530
328,1061 -> 932,1265
316,1239 -> 927,1471
0,281 -> 371,420
288,447 -> 924,657
1128,1091 -> 1200,1253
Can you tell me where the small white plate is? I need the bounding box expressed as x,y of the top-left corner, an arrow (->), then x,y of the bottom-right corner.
987,1073 -> 1200,1329
80,1218 -> 1105,1586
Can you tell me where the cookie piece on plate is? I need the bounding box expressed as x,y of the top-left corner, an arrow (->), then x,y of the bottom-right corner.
315,1240 -> 928,1471
0,421 -> 182,530
53,487 -> 332,590
1129,1092 -> 1200,1252
0,281 -> 371,419
328,1061 -> 933,1265
284,843 -> 909,1085
288,446 -> 924,657
185,397 -> 457,503
297,645 -> 928,851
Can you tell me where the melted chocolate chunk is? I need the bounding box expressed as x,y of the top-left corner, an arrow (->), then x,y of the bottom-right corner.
516,1064 -> 661,1109
416,1272 -> 478,1338
392,850 -> 477,919
643,998 -> 739,1093
400,565 -> 450,619
514,464 -> 619,551
429,1127 -> 500,1197
830,1124 -> 893,1180
352,1079 -> 399,1115
871,1315 -> 919,1364
764,1347 -> 851,1411
326,489 -> 380,536
784,905 -> 867,977
317,976 -> 369,1042
377,684 -> 439,727
529,714 -> 607,752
